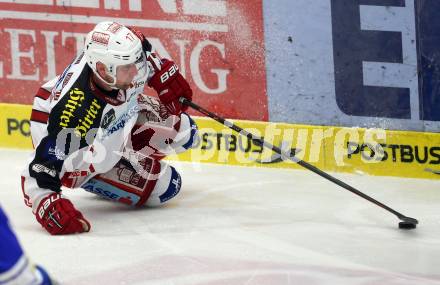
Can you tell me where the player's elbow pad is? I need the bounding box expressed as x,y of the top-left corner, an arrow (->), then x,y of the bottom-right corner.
170,113 -> 198,154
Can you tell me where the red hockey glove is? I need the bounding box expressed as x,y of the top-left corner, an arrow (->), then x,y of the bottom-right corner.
36,193 -> 90,235
148,58 -> 193,115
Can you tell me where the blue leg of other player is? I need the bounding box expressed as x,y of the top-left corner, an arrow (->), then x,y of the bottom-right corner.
0,205 -> 53,285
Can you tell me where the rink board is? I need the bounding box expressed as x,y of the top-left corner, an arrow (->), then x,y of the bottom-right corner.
0,1 -> 268,121
264,1 -> 440,133
1,103 -> 439,180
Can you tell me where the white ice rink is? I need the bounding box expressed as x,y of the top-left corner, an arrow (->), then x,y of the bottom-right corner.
1,149 -> 439,285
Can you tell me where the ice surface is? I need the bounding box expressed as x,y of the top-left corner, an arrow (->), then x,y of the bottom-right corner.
0,149 -> 439,285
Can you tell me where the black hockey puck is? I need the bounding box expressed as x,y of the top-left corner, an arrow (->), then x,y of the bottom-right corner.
398,221 -> 417,230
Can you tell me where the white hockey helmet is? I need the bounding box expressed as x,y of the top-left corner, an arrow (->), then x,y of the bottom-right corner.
84,21 -> 148,89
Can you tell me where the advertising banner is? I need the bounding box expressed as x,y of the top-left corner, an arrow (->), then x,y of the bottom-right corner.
0,0 -> 267,120
264,0 -> 440,132
2,103 -> 439,179
172,117 -> 440,180
0,104 -> 32,149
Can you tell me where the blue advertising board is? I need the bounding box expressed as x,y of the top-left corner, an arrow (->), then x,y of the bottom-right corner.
264,0 -> 440,132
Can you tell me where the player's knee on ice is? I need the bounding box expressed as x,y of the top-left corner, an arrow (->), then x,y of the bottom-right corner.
81,159 -> 182,207
144,163 -> 182,207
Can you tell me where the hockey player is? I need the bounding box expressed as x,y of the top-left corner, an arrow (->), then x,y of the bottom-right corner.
0,205 -> 53,284
20,22 -> 197,235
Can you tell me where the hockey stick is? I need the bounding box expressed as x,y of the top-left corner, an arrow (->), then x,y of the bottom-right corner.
180,97 -> 419,229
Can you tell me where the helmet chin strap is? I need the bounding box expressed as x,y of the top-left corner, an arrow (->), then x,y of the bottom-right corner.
94,69 -> 119,90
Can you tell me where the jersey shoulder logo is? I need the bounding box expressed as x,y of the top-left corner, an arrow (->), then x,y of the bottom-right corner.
101,109 -> 116,129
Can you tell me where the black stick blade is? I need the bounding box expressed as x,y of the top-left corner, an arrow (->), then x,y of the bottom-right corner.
398,217 -> 418,230
398,221 -> 416,230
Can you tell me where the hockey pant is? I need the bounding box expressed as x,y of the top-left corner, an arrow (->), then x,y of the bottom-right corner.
81,157 -> 182,207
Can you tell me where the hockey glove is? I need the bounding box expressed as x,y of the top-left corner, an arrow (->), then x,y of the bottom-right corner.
36,193 -> 90,235
148,58 -> 193,115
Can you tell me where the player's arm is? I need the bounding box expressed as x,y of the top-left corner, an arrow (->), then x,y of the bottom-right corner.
29,77 -> 59,148
25,95 -> 90,235
145,53 -> 196,151
146,54 -> 193,116
128,26 -> 193,116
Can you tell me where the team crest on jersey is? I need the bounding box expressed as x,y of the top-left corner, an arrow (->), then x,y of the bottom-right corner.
137,95 -> 170,121
91,32 -> 110,46
101,109 -> 116,129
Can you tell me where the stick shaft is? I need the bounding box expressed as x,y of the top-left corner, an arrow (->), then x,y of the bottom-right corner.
182,98 -> 415,222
